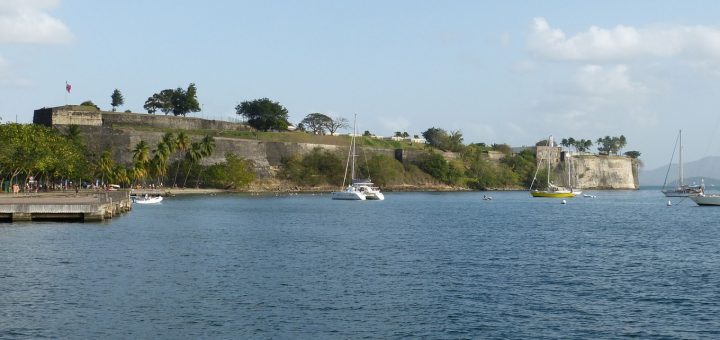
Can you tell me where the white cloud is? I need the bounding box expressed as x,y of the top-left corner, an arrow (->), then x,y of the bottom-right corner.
575,64 -> 648,95
529,64 -> 656,134
528,17 -> 720,61
0,0 -> 72,44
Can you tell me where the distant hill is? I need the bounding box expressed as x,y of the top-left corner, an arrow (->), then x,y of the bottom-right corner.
640,156 -> 720,185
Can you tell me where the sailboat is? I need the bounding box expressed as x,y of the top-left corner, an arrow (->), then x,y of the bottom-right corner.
331,115 -> 384,201
530,135 -> 576,198
662,130 -> 703,197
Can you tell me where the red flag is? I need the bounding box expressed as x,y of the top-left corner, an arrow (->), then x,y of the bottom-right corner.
66,81 -> 71,93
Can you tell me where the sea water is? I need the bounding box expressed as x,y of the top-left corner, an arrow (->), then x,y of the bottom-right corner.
1,190 -> 719,338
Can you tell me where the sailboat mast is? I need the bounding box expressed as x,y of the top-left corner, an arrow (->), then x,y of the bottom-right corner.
547,135 -> 552,187
679,129 -> 683,188
568,154 -> 572,189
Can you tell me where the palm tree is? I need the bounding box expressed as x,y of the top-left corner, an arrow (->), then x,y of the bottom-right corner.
199,135 -> 216,156
132,140 -> 151,165
161,132 -> 178,154
173,132 -> 190,187
130,163 -> 147,187
95,150 -> 114,185
153,141 -> 171,185
149,154 -> 167,185
112,165 -> 130,187
183,142 -> 203,188
132,141 -> 150,185
195,135 -> 216,188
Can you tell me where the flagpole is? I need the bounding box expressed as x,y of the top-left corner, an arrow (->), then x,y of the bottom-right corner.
65,81 -> 67,106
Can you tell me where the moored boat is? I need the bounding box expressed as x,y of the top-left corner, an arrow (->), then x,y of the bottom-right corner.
332,186 -> 366,200
352,179 -> 384,200
690,193 -> 720,206
332,115 -> 384,201
529,135 -> 576,198
530,187 -> 575,198
662,130 -> 704,197
133,194 -> 163,204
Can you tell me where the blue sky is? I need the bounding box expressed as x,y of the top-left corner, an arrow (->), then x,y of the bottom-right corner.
2,1 -> 720,169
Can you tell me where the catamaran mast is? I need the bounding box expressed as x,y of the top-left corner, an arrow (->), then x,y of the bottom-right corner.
350,114 -> 357,182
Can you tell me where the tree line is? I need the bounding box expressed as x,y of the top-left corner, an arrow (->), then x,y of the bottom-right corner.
0,124 -> 254,192
556,135 -> 639,158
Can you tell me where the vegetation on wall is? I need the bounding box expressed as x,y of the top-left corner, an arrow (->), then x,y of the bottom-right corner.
204,153 -> 256,189
421,127 -> 464,152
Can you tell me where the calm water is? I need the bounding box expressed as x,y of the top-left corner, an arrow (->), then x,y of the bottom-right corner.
1,190 -> 720,339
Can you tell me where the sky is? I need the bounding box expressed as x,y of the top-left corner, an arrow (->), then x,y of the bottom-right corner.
2,0 -> 720,169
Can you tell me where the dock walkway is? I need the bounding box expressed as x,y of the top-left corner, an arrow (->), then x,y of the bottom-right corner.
0,190 -> 132,222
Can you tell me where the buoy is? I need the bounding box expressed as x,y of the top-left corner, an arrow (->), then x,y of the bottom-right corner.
561,199 -> 567,204
667,201 -> 672,206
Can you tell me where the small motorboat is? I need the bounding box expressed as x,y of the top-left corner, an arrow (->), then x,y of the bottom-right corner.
133,194 -> 163,204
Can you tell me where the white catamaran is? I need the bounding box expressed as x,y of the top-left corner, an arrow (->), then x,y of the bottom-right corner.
331,115 -> 384,201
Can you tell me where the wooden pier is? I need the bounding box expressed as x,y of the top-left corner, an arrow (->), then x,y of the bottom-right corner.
0,190 -> 132,222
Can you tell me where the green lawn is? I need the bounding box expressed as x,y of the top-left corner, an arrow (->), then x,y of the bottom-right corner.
112,124 -> 427,150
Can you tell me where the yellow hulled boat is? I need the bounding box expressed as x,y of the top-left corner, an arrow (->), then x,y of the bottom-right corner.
529,135 -> 577,198
530,188 -> 575,198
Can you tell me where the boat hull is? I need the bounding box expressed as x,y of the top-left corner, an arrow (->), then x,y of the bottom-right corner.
690,194 -> 720,206
134,196 -> 163,204
662,188 -> 703,197
530,190 -> 576,198
331,190 -> 366,200
364,191 -> 384,200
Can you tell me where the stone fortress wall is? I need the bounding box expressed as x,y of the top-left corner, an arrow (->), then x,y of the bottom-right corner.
33,105 -> 251,131
32,106 -> 427,179
32,106 -> 639,189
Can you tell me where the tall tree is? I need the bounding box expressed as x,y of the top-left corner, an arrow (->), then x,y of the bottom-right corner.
422,127 -> 449,149
183,142 -> 203,187
111,89 -> 124,112
235,97 -> 290,131
143,94 -> 162,114
195,135 -> 216,187
184,83 -> 201,115
325,116 -> 349,135
596,135 -> 627,155
300,113 -> 332,135
173,132 -> 190,186
132,141 -> 150,184
95,150 -> 115,185
152,141 -> 171,185
112,165 -> 130,187
144,84 -> 201,116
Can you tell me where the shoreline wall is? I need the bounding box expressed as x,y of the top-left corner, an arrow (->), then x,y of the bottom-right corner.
34,106 -> 251,132
34,106 -> 639,189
